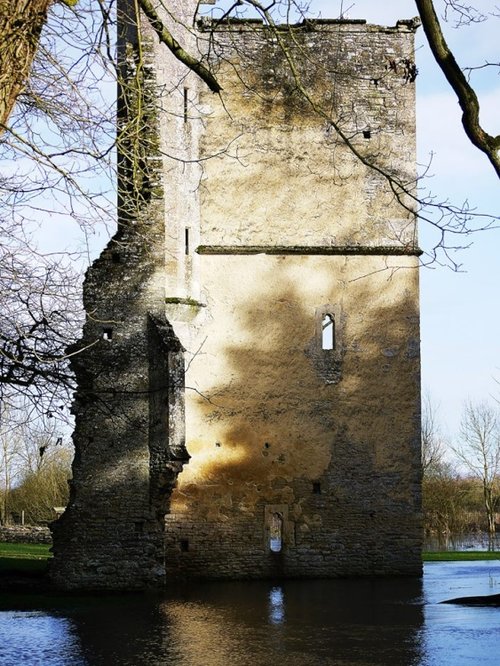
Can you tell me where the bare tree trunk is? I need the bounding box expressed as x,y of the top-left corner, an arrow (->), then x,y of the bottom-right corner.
0,0 -> 52,132
484,486 -> 496,538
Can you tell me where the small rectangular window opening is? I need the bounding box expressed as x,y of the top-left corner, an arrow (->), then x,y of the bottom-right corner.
312,482 -> 321,495
180,539 -> 189,552
111,252 -> 121,264
321,315 -> 335,350
183,88 -> 189,123
363,129 -> 371,139
102,327 -> 113,341
269,513 -> 283,553
185,228 -> 190,255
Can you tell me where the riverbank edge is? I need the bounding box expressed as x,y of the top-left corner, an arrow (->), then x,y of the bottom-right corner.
1,542 -> 500,604
423,551 -> 500,561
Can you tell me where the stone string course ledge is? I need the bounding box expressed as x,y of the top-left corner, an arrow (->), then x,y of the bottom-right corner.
197,245 -> 423,256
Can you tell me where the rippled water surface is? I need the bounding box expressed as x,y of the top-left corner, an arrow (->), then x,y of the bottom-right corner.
1,562 -> 500,665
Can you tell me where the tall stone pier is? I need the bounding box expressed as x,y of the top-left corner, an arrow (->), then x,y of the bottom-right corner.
49,0 -> 193,590
51,2 -> 422,589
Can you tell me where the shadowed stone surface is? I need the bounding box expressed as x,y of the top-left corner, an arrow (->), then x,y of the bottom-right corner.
51,1 -> 422,589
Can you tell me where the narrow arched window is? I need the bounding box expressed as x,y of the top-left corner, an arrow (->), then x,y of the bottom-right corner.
321,314 -> 335,350
269,512 -> 283,553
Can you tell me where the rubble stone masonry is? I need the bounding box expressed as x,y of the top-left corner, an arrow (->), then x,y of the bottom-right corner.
50,1 -> 422,589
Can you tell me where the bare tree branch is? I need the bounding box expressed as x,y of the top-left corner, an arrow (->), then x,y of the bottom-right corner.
137,0 -> 222,93
415,0 -> 500,178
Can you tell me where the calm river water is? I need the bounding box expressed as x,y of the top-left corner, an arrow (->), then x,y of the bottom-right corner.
1,562 -> 500,665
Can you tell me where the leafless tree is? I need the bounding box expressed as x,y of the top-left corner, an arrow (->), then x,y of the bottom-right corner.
421,392 -> 447,475
454,401 -> 500,539
0,399 -> 71,524
0,402 -> 23,524
415,0 -> 500,178
422,461 -> 471,545
420,393 -> 466,543
0,0 -> 498,417
0,226 -> 83,418
0,0 -> 62,132
0,0 -> 116,416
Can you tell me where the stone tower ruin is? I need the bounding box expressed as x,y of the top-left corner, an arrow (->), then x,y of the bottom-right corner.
51,1 -> 422,589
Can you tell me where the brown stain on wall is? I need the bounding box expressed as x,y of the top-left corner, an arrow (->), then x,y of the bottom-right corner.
165,18 -> 421,579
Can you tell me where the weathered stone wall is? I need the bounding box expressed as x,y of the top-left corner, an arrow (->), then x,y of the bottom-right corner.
49,0 -> 193,590
0,526 -> 51,544
197,19 -> 418,249
164,18 -> 422,578
50,9 -> 422,589
165,255 -> 421,578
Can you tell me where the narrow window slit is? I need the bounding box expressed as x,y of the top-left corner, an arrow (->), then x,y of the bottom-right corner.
185,228 -> 190,255
180,539 -> 189,552
183,88 -> 189,123
102,327 -> 113,341
313,482 -> 321,495
363,129 -> 371,139
321,314 -> 335,350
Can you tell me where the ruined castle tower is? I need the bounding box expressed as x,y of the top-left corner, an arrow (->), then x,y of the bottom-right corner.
51,2 -> 422,589
49,0 -> 194,590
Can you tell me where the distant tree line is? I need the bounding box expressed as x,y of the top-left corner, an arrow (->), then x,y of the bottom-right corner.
0,400 -> 71,525
422,397 -> 500,548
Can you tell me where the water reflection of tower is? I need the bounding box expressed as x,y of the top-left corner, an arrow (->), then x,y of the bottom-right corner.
269,586 -> 285,625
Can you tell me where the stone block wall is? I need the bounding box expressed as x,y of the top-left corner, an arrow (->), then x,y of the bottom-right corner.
163,17 -> 422,580
197,18 -> 419,249
165,254 -> 421,578
49,7 -> 422,589
49,0 -> 191,590
0,526 -> 51,545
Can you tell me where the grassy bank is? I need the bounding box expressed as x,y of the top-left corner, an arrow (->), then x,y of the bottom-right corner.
423,551 -> 500,562
1,542 -> 500,574
0,542 -> 51,575
0,542 -> 51,559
